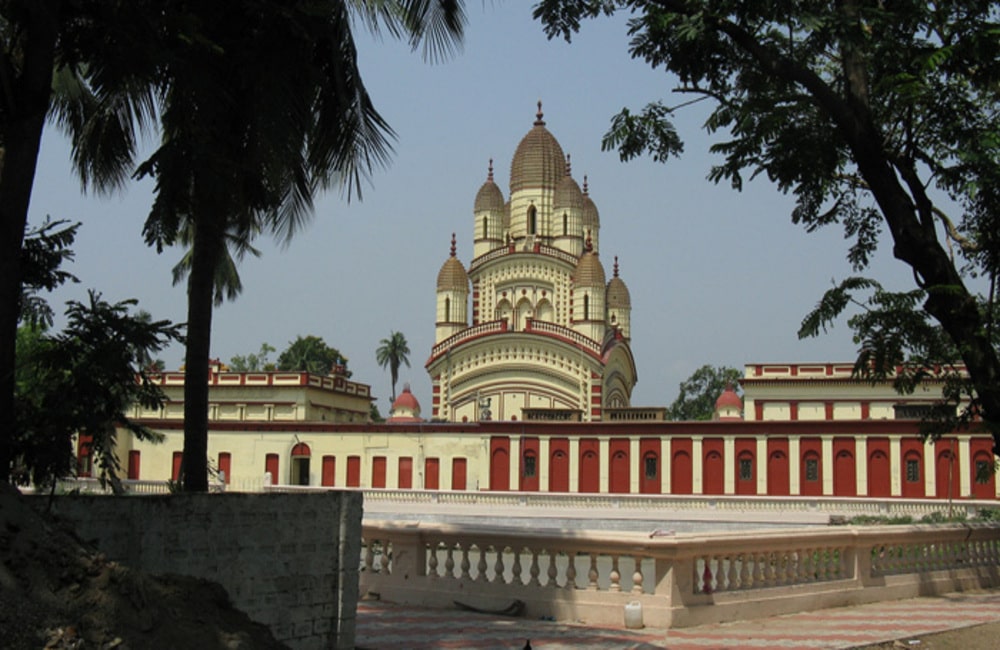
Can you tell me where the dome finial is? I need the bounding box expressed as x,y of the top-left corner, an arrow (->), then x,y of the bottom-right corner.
585,229 -> 593,252
565,153 -> 572,176
450,232 -> 456,257
583,174 -> 589,195
534,100 -> 544,126
614,255 -> 619,278
487,158 -> 494,182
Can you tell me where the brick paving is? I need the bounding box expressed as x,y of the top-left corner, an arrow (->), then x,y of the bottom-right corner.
354,590 -> 1000,649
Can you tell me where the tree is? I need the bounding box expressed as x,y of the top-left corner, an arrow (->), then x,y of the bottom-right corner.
536,2 -> 1000,453
14,292 -> 183,490
0,1 -> 161,483
278,335 -> 347,377
376,330 -> 411,401
137,1 -> 466,491
667,364 -> 741,421
229,342 -> 276,372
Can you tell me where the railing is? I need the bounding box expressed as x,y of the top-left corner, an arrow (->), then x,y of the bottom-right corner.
360,521 -> 1000,629
429,320 -> 508,359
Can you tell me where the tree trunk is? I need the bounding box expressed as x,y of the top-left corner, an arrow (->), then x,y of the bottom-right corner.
182,218 -> 223,492
0,2 -> 59,483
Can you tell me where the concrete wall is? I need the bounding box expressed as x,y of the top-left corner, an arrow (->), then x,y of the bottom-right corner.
39,491 -> 362,650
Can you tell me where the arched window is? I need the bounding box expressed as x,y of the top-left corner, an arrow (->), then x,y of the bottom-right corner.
444,296 -> 450,322
528,205 -> 537,234
562,213 -> 568,235
583,293 -> 590,320
483,216 -> 488,238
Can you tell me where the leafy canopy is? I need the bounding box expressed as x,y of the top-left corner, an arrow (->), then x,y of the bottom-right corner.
535,1 -> 1000,449
278,335 -> 349,376
667,364 -> 741,421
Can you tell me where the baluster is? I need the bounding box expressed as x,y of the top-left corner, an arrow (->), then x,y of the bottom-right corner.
493,546 -> 505,584
632,555 -> 644,595
477,545 -> 488,582
461,546 -> 471,580
798,548 -> 810,583
701,557 -> 714,594
512,547 -> 523,586
609,555 -> 622,592
428,543 -> 439,578
380,542 -> 390,575
547,552 -> 558,587
365,541 -> 375,572
529,549 -> 541,586
726,555 -> 737,591
565,554 -> 577,590
739,553 -> 751,589
444,545 -> 455,578
755,552 -> 767,587
765,552 -> 778,586
588,555 -> 599,590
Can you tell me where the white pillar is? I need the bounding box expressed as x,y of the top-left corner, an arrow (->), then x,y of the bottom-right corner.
540,437 -> 551,492
789,437 -> 801,495
890,436 -> 902,497
692,436 -> 703,494
599,436 -> 610,493
924,438 -> 936,498
569,438 -> 580,492
821,435 -> 834,496
756,435 -> 768,495
661,437 -> 671,494
724,436 -> 736,494
630,436 -> 641,493
958,437 -> 971,498
855,436 -> 867,496
509,436 -> 521,491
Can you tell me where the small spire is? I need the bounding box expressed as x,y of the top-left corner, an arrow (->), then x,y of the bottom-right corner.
613,256 -> 619,278
583,175 -> 589,196
487,158 -> 494,182
534,100 -> 544,126
450,233 -> 456,257
565,153 -> 572,176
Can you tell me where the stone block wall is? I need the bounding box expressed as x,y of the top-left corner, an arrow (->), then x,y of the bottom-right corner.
39,492 -> 362,650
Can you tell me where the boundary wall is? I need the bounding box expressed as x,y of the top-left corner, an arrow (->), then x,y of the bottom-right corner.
36,492 -> 361,650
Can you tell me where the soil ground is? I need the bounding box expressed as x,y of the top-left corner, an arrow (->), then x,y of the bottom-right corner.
0,484 -> 286,650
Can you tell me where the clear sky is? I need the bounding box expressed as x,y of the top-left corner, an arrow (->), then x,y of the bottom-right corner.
27,3 -> 916,416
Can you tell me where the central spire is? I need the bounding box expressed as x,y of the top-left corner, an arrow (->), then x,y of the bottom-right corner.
534,100 -> 544,126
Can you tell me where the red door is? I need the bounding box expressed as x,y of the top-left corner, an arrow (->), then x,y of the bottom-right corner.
520,438 -> 540,491
347,455 -> 361,487
639,439 -> 659,494
549,438 -> 570,492
425,457 -> 440,489
833,438 -> 856,497
579,439 -> 600,493
609,439 -> 630,494
172,451 -> 183,481
398,457 -> 413,489
767,450 -> 789,496
321,455 -> 336,486
265,453 -> 279,485
867,450 -> 889,497
490,437 -> 510,491
735,438 -> 756,495
703,439 -> 724,495
372,456 -> 387,488
971,445 -> 997,499
451,458 -> 467,490
671,439 -> 693,494
127,450 -> 141,480
800,438 -> 823,496
936,440 -> 960,500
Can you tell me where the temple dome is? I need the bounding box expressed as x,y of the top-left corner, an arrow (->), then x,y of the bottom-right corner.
510,102 -> 566,194
554,155 -> 584,210
582,176 -> 600,229
388,384 -> 422,422
606,258 -> 630,308
574,245 -> 605,287
474,160 -> 505,213
436,234 -> 469,291
714,384 -> 743,420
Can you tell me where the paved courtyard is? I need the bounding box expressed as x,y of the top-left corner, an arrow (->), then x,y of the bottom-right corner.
355,589 -> 1000,649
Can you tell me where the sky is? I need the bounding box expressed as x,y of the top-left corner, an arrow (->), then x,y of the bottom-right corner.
26,3 -> 918,416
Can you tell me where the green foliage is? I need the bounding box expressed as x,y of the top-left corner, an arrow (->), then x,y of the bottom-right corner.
19,219 -> 80,328
974,507 -> 1000,522
14,292 -> 184,488
534,1 -> 1000,450
667,364 -> 741,421
370,402 -> 384,423
278,335 -> 348,376
375,330 -> 411,401
229,342 -> 276,372
850,514 -> 915,526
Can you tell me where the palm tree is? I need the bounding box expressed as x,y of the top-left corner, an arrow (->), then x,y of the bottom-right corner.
376,331 -> 411,402
137,1 -> 465,491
